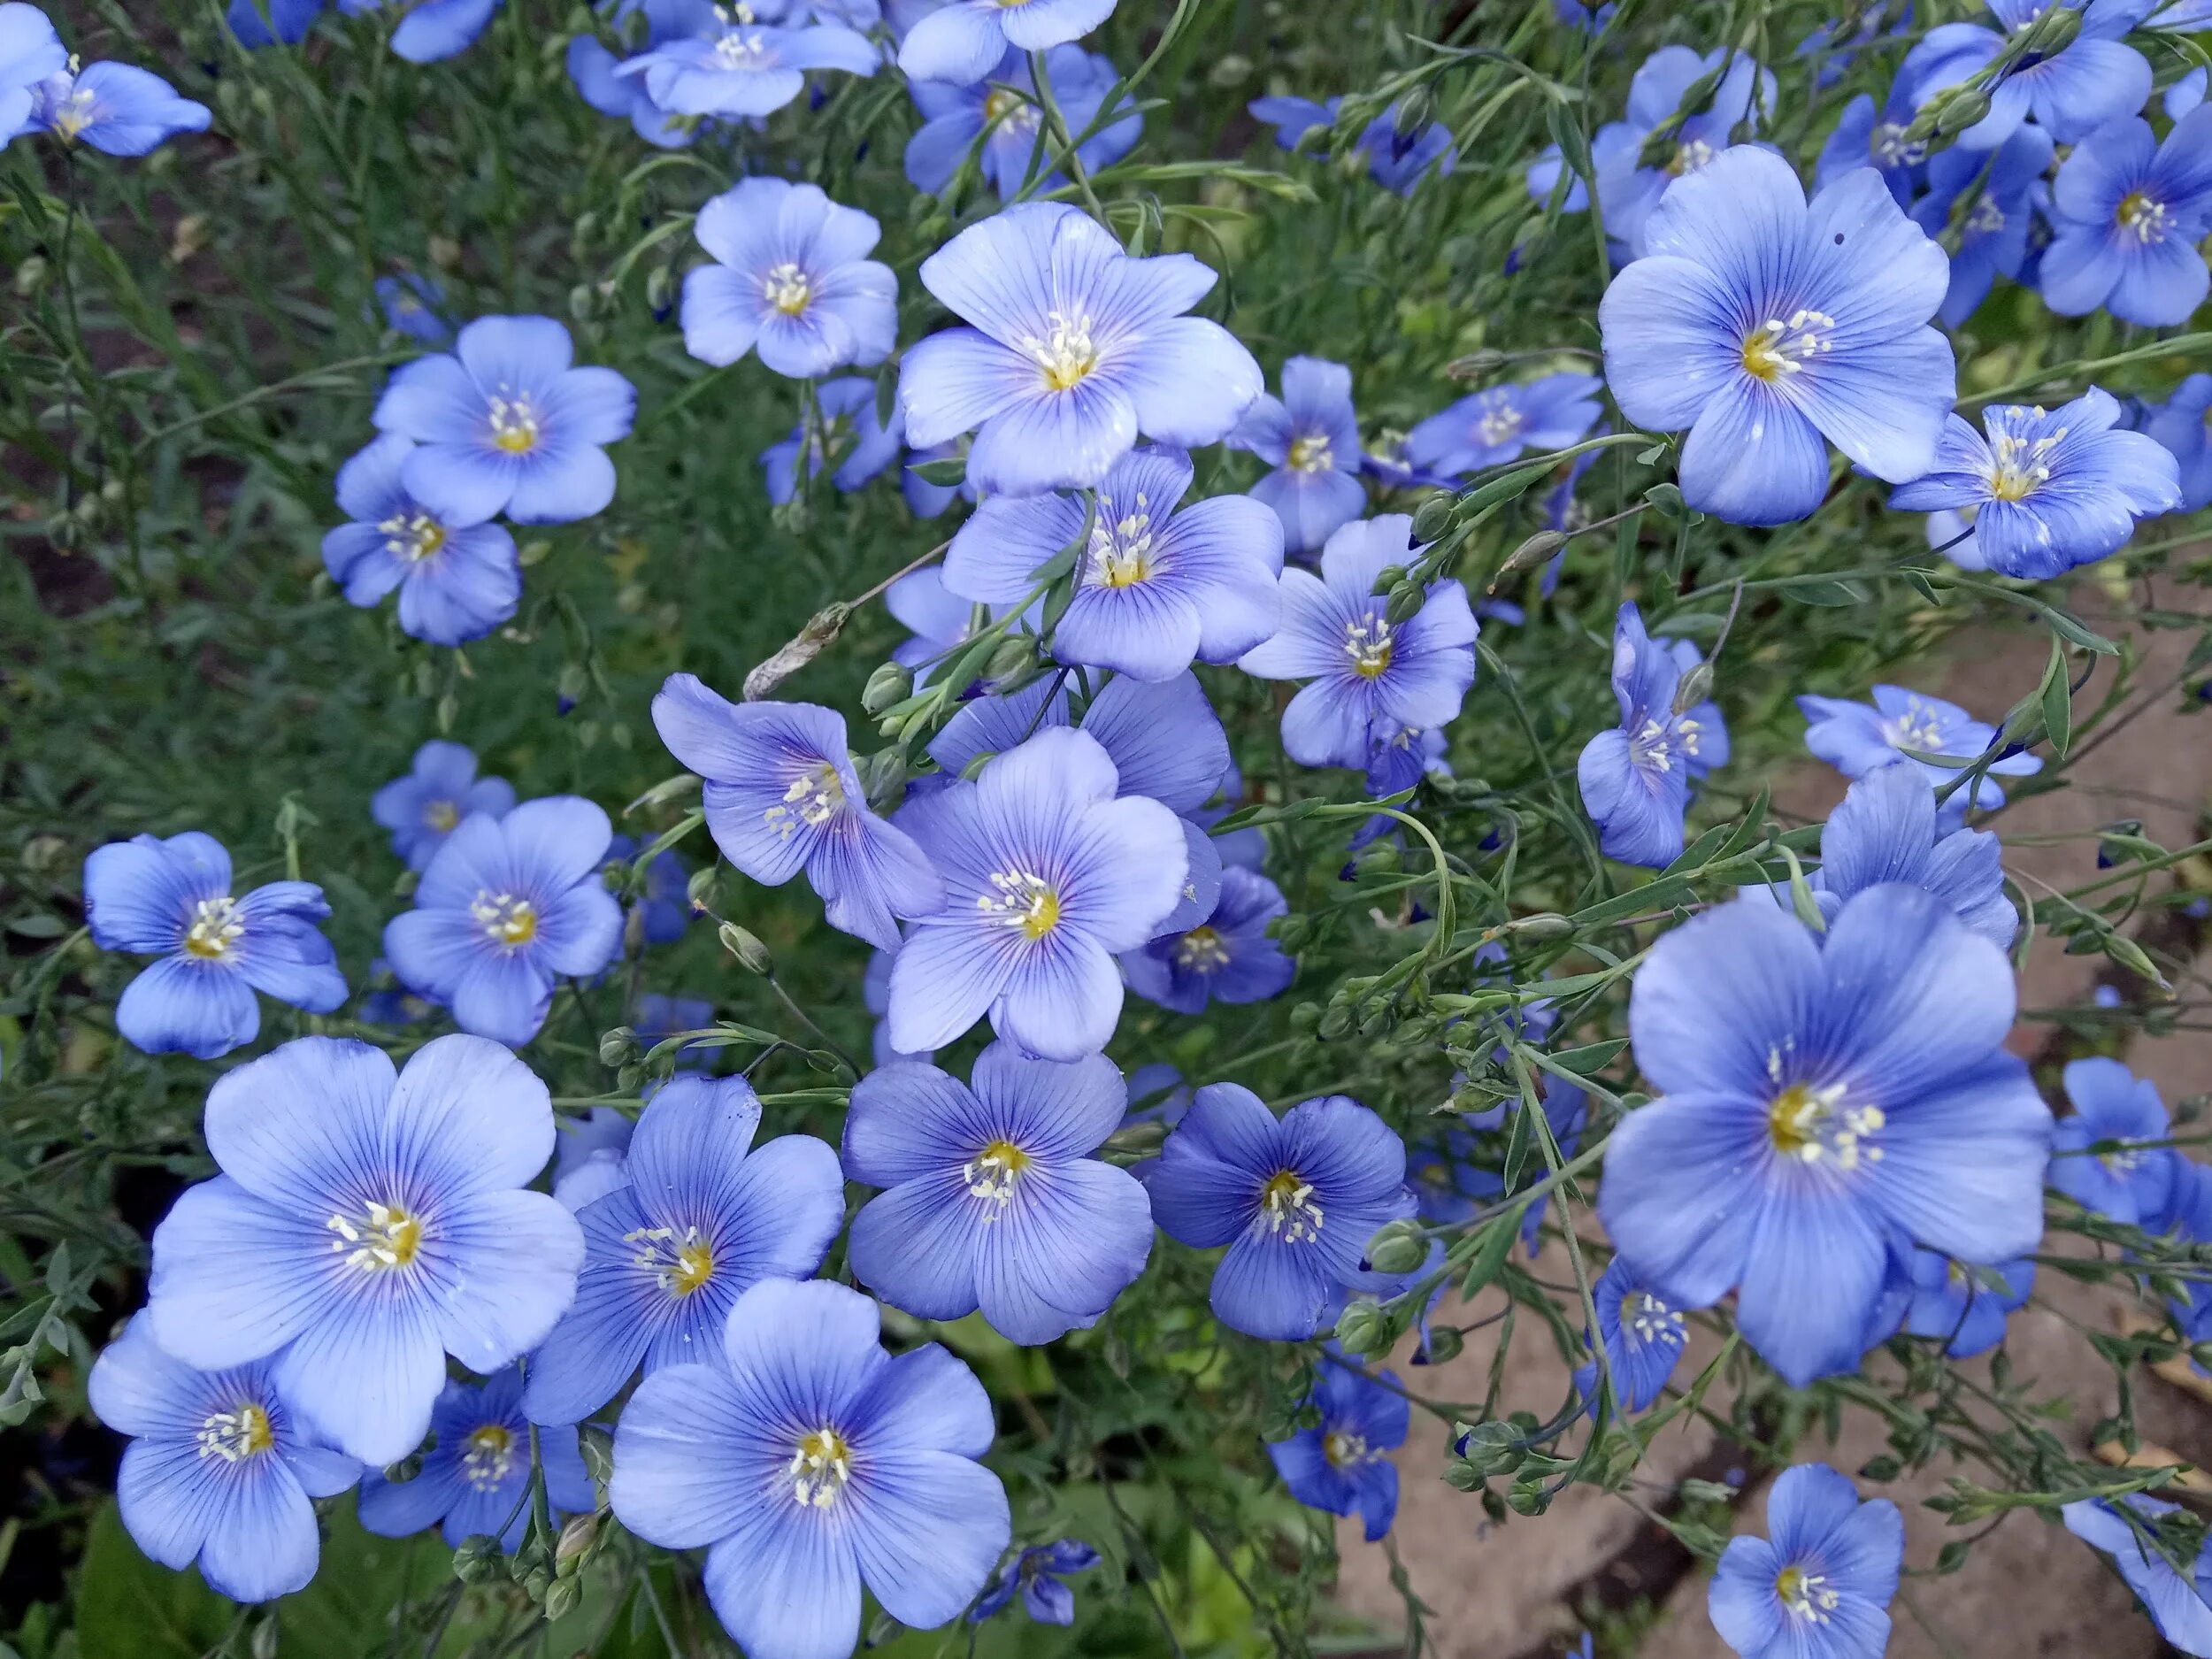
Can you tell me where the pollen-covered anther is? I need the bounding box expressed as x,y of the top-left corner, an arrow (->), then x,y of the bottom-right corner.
326,1200 -> 425,1271
964,1139 -> 1032,1210
1175,926 -> 1233,972
1343,615 -> 1395,679
1288,433 -> 1333,473
1989,427 -> 2065,501
1624,1289 -> 1685,1345
1260,1170 -> 1325,1242
763,260 -> 811,316
1475,395 -> 1525,449
1767,1081 -> 1885,1170
486,389 -> 541,455
763,764 -> 845,839
379,509 -> 448,564
626,1225 -> 716,1294
1667,136 -> 1717,176
979,870 -> 1061,939
196,1402 -> 274,1463
788,1426 -> 853,1508
471,891 -> 539,949
184,896 -> 244,961
1323,1430 -> 1371,1468
1776,1564 -> 1842,1624
1090,493 -> 1156,586
461,1424 -> 518,1490
2116,191 -> 2172,245
1740,310 -> 1838,380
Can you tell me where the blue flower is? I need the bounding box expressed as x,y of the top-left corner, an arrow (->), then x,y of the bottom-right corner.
1409,1084 -> 1586,1256
1404,373 -> 1602,482
373,273 -> 453,343
1901,1248 -> 2032,1357
1356,104 -> 1455,196
1795,684 -> 2041,810
30,63 -> 210,155
1889,391 -> 2179,578
970,1539 -> 1101,1625
610,1279 -> 1010,1659
1800,764 -> 2016,949
605,834 -> 693,948
761,375 -> 905,504
905,45 -> 1139,200
322,434 -> 522,646
1248,93 -> 1336,149
1525,141 -> 1592,214
346,0 -> 501,62
2049,1056 -> 2177,1225
1600,146 -> 1955,526
2144,373 -> 2212,511
520,1076 -> 843,1425
569,0 -> 718,146
1571,1259 -> 1691,1417
2041,108 -> 2212,327
2063,1494 -> 2212,1655
944,444 -> 1283,680
1592,47 -> 1776,254
358,1366 -> 594,1549
652,676 -> 943,953
1268,1356 -> 1408,1540
1906,0 -> 2155,149
1238,514 -> 1478,770
381,796 -> 626,1045
1908,125 -> 2054,326
88,1320 -> 359,1603
83,833 -> 346,1060
1797,4 -> 1912,85
895,0 -> 1115,84
1813,87 -> 1927,207
899,203 -> 1261,497
373,740 -> 515,872
1123,866 -> 1294,1016
1552,0 -> 1616,33
844,1042 -> 1153,1343
1122,1060 -> 1191,1128
681,179 -> 895,380
1576,602 -> 1727,869
0,4 -> 63,140
619,10 -> 875,117
372,315 -> 636,526
1229,356 -> 1369,557
226,0 -> 324,46
888,727 -> 1188,1060
1148,1084 -> 1417,1340
1709,1464 -> 1902,1659
145,1035 -> 585,1465
1598,886 -> 2051,1386
359,956 -> 437,1029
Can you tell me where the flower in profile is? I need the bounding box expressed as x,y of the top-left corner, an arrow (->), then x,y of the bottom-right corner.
1799,764 -> 2016,948
145,1035 -> 585,1465
88,1320 -> 359,1603
1229,356 -> 1368,557
760,375 -> 906,504
1269,1356 -> 1408,1540
373,273 -> 453,343
1795,684 -> 2040,810
1237,514 -> 1478,770
1405,374 -> 1601,483
888,727 -> 1187,1061
619,9 -> 876,117
570,0 -> 717,147
1592,46 -> 1775,253
1553,0 -> 1616,29
895,0 -> 1115,84
2040,109 -> 2212,328
358,1366 -> 594,1550
1709,1464 -> 1902,1659
605,834 -> 693,948
2062,1494 -> 2212,1655
1888,391 -> 2179,579
2048,1056 -> 2177,1225
226,0 -> 323,46
681,180 -> 895,380
899,204 -> 1261,497
1356,103 -> 1455,196
1900,1249 -> 2032,1357
2143,373 -> 2212,512
1576,602 -> 1727,868
1122,866 -> 1294,1015
1600,145 -> 1955,526
1598,886 -> 2052,1386
944,444 -> 1283,680
971,1540 -> 1102,1626
382,796 -> 625,1045
904,45 -> 1139,200
346,0 -> 500,61
844,1043 -> 1153,1343
1905,0 -> 2154,149
322,434 -> 523,646
1148,1084 -> 1417,1340
84,833 -> 346,1060
521,1076 -> 843,1425
1908,125 -> 2054,326
1571,1259 -> 1691,1417
611,1279 -> 1010,1659
372,315 -> 636,525
29,62 -> 209,155
652,675 -> 942,952
373,740 -> 515,872
0,5 -> 65,138
1813,85 -> 1927,207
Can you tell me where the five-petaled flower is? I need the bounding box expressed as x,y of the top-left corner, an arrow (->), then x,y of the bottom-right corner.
323,434 -> 524,646
1796,683 -> 2041,810
1709,1463 -> 1903,1659
895,0 -> 1118,85
681,179 -> 897,380
1269,1354 -> 1409,1540
1576,602 -> 1729,868
371,740 -> 516,872
618,8 -> 877,118
1571,1258 -> 1692,1417
1404,373 -> 1603,482
1229,356 -> 1370,556
358,1365 -> 595,1551
2039,108 -> 2212,329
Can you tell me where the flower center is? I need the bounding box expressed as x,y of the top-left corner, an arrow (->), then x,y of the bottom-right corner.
183,895 -> 243,961
712,21 -> 771,68
763,763 -> 845,839
788,1426 -> 853,1507
1881,699 -> 1947,753
1623,1288 -> 1685,1347
326,1199 -> 425,1271
1288,433 -> 1333,474
2101,1143 -> 2147,1177
964,1138 -> 1032,1208
1766,1079 -> 1885,1171
1323,1430 -> 1371,1468
625,1224 -> 717,1295
1776,1563 -> 1841,1623
424,799 -> 459,833
1344,614 -> 1395,679
1666,136 -> 1716,176
1965,195 -> 2006,235
196,1402 -> 274,1463
1740,310 -> 1837,380
462,1424 -> 518,1490
1089,494 -> 1156,587
2116,192 -> 2171,244
487,390 -> 541,455
1259,1169 -> 1325,1242
1869,121 -> 1924,169
1175,925 -> 1232,972
380,509 -> 448,563
978,870 -> 1062,939
1475,395 -> 1525,449
51,87 -> 96,141
471,891 -> 539,949
1021,310 -> 1100,393
763,260 -> 811,317
1630,714 -> 1700,775
982,87 -> 1036,128
1989,421 -> 2064,501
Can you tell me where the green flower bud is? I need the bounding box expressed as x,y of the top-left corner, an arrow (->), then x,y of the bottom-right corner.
986,635 -> 1035,681
579,1424 -> 615,1486
555,1512 -> 599,1575
1410,495 -> 1457,542
1332,1301 -> 1390,1356
1385,580 -> 1427,626
718,922 -> 773,975
1671,661 -> 1715,716
1934,90 -> 1991,135
452,1535 -> 503,1584
598,1026 -> 638,1067
543,1577 -> 583,1621
1317,1002 -> 1355,1041
863,661 -> 913,716
1424,1326 -> 1463,1363
1364,1218 -> 1429,1277
686,864 -> 719,912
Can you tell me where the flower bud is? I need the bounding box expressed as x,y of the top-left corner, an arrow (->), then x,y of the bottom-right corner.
452,1535 -> 503,1584
2025,4 -> 2081,56
579,1424 -> 615,1485
1364,1218 -> 1429,1277
985,634 -> 1035,681
718,922 -> 773,975
543,1577 -> 583,1621
1934,89 -> 1991,135
555,1512 -> 599,1575
1385,580 -> 1427,626
863,661 -> 912,715
1410,495 -> 1457,542
1494,529 -> 1567,583
686,865 -> 719,912
13,254 -> 45,296
380,1450 -> 425,1483
1422,1326 -> 1463,1363
1332,1301 -> 1390,1356
598,1026 -> 638,1067
250,1617 -> 280,1659
1445,348 -> 1509,381
1671,661 -> 1714,715
1317,1002 -> 1355,1041
644,265 -> 673,317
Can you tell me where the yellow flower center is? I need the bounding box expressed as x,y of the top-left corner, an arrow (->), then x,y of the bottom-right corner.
1776,1563 -> 1841,1623
763,260 -> 811,317
1288,434 -> 1333,474
979,870 -> 1061,939
1766,1079 -> 1885,1171
1666,136 -> 1716,176
462,1424 -> 518,1489
380,509 -> 448,563
1988,420 -> 2064,501
1740,310 -> 1836,380
471,891 -> 538,949
183,895 -> 243,960
1259,1170 -> 1325,1242
196,1403 -> 274,1463
487,389 -> 541,455
1323,1430 -> 1371,1468
789,1426 -> 853,1507
1175,926 -> 1232,972
1344,616 -> 1395,679
1022,311 -> 1100,393
1090,494 -> 1157,587
763,763 -> 845,840
2117,191 -> 2171,244
424,799 -> 459,833
625,1224 -> 718,1295
964,1138 -> 1032,1208
326,1200 -> 425,1271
